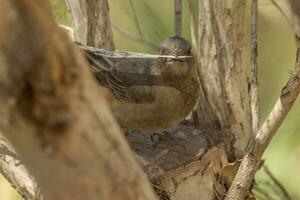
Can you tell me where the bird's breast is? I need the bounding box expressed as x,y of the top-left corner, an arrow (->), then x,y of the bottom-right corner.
110,77 -> 199,131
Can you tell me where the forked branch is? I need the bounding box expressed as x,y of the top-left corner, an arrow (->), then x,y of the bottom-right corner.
225,41 -> 300,200
225,1 -> 300,199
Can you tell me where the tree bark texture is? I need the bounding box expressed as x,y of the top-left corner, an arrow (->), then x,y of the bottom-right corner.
0,135 -> 43,200
225,1 -> 300,198
64,0 -> 115,49
0,0 -> 156,199
196,0 -> 252,157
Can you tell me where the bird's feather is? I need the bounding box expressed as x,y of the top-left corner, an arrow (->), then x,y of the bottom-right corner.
83,49 -> 170,103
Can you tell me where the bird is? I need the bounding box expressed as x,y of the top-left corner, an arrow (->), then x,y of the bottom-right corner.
81,36 -> 200,131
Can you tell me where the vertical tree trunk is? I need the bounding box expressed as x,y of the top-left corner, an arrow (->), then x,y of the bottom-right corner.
197,0 -> 251,157
0,0 -> 155,199
64,0 -> 115,49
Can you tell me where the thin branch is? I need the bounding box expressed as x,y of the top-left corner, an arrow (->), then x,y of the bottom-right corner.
174,0 -> 182,36
188,0 -> 198,51
0,135 -> 43,200
254,185 -> 278,200
64,0 -> 115,49
225,42 -> 300,200
270,0 -> 294,29
251,0 -> 259,135
128,0 -> 144,37
263,166 -> 293,200
59,24 -> 160,51
112,23 -> 160,51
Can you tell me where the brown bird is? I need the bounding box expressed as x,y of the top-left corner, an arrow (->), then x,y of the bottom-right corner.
82,36 -> 200,131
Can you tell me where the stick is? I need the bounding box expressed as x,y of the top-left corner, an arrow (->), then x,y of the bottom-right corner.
251,0 -> 259,135
112,23 -> 160,51
128,0 -> 143,37
188,0 -> 197,51
263,166 -> 293,200
0,135 -> 43,200
174,0 -> 182,36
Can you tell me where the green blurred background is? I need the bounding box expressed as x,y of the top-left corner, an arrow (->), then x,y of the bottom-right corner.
1,0 -> 300,199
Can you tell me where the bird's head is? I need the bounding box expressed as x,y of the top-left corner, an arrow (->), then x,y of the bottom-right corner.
159,37 -> 193,76
160,36 -> 192,57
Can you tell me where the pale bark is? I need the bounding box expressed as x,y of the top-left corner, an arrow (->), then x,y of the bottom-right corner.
64,0 -> 115,49
0,134 -> 43,200
0,0 -> 156,199
225,46 -> 300,200
225,1 -> 300,198
196,0 -> 252,157
251,0 -> 259,135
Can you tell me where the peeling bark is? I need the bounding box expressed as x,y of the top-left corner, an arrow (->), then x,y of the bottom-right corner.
197,0 -> 252,157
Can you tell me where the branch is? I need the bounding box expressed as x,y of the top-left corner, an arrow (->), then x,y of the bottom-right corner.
59,24 -> 160,51
64,0 -> 115,49
225,1 -> 300,198
0,134 -> 43,200
128,0 -> 143,37
250,0 -> 260,134
112,23 -> 160,51
263,166 -> 293,200
285,0 -> 300,36
0,0 -> 156,199
270,0 -> 294,29
188,0 -> 197,51
225,42 -> 300,200
174,0 -> 182,36
197,0 -> 251,155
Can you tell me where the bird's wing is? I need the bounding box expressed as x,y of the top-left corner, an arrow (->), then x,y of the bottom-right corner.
82,48 -> 169,103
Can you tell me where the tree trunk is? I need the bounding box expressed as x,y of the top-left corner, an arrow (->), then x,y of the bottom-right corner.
64,0 -> 115,49
0,0 -> 155,199
197,0 -> 251,157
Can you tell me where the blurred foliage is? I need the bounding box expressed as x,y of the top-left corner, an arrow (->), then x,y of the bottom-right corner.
2,0 -> 300,199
